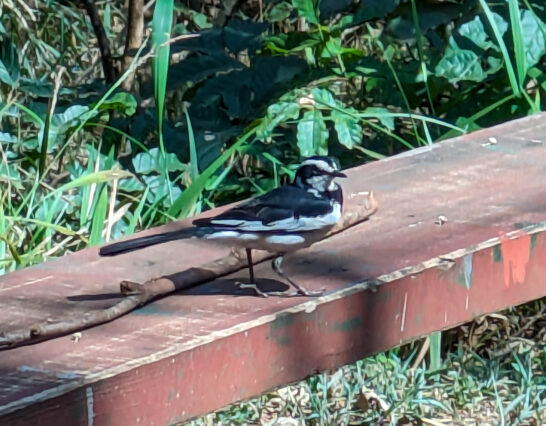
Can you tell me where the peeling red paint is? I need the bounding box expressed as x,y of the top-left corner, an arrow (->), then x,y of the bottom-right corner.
499,233 -> 531,288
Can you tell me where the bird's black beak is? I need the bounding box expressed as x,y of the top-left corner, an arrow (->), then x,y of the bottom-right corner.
330,171 -> 347,178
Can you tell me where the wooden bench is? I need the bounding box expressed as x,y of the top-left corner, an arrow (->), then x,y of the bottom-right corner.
1,113 -> 545,425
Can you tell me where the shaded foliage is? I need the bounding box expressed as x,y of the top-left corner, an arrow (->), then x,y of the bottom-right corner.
0,0 -> 544,264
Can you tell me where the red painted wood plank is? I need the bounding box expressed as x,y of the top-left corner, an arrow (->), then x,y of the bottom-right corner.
1,113 -> 546,425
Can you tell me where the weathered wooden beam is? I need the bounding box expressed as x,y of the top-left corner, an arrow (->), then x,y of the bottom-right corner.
1,113 -> 545,425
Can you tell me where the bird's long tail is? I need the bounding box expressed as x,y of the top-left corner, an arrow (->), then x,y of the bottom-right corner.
98,228 -> 198,256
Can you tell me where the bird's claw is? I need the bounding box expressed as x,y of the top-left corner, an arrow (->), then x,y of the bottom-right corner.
235,281 -> 269,298
267,287 -> 325,298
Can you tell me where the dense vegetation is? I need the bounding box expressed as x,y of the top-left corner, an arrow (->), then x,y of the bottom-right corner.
1,0 -> 544,270
1,0 -> 545,423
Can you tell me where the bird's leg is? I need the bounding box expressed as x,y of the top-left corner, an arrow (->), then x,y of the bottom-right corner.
235,248 -> 269,298
269,254 -> 324,297
247,248 -> 255,283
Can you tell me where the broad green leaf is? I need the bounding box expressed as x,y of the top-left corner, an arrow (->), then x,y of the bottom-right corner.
520,10 -> 546,71
142,174 -> 182,207
458,16 -> 495,50
0,35 -> 20,86
192,12 -> 211,30
311,88 -> 337,108
487,55 -> 504,74
0,132 -> 17,143
493,11 -> 509,36
264,32 -> 321,53
320,37 -> 342,58
267,2 -> 292,22
256,102 -> 301,138
292,0 -> 319,25
363,107 -> 395,131
435,47 -> 485,83
297,109 -> 328,157
40,105 -> 91,152
332,109 -> 362,149
50,105 -> 90,129
0,162 -> 22,187
97,92 -> 137,116
132,148 -> 187,175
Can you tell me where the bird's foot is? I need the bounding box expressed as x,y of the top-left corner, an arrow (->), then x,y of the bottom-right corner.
235,281 -> 269,298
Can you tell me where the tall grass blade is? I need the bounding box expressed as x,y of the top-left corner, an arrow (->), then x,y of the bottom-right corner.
151,0 -> 174,202
167,127 -> 256,218
47,170 -> 133,200
184,106 -> 199,182
89,186 -> 108,246
508,0 -> 525,88
410,0 -> 436,116
479,0 -> 520,96
0,200 -> 6,274
429,331 -> 442,372
127,187 -> 150,235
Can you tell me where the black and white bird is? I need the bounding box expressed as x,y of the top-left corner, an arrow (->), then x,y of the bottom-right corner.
99,156 -> 346,297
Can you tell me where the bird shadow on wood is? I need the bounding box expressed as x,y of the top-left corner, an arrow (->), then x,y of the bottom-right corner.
67,292 -> 122,302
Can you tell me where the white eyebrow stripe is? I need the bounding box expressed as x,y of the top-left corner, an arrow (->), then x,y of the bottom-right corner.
300,159 -> 335,173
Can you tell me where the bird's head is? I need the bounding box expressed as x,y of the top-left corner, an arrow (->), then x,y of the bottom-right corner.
293,156 -> 347,194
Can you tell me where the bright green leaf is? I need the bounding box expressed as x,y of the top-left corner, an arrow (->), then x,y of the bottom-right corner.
97,92 -> 137,116
458,16 -> 495,50
311,88 -> 337,108
292,0 -> 319,25
493,11 -> 509,36
297,109 -> 328,156
132,148 -> 187,175
363,107 -> 395,131
256,102 -> 301,138
435,47 -> 485,83
332,109 -> 362,149
520,10 -> 546,71
0,132 -> 17,143
267,2 -> 292,22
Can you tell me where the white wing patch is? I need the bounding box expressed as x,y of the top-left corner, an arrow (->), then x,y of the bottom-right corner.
210,219 -> 245,226
204,231 -> 259,240
210,202 -> 341,232
265,234 -> 305,245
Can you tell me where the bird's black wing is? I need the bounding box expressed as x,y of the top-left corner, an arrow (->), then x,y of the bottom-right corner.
193,185 -> 339,232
